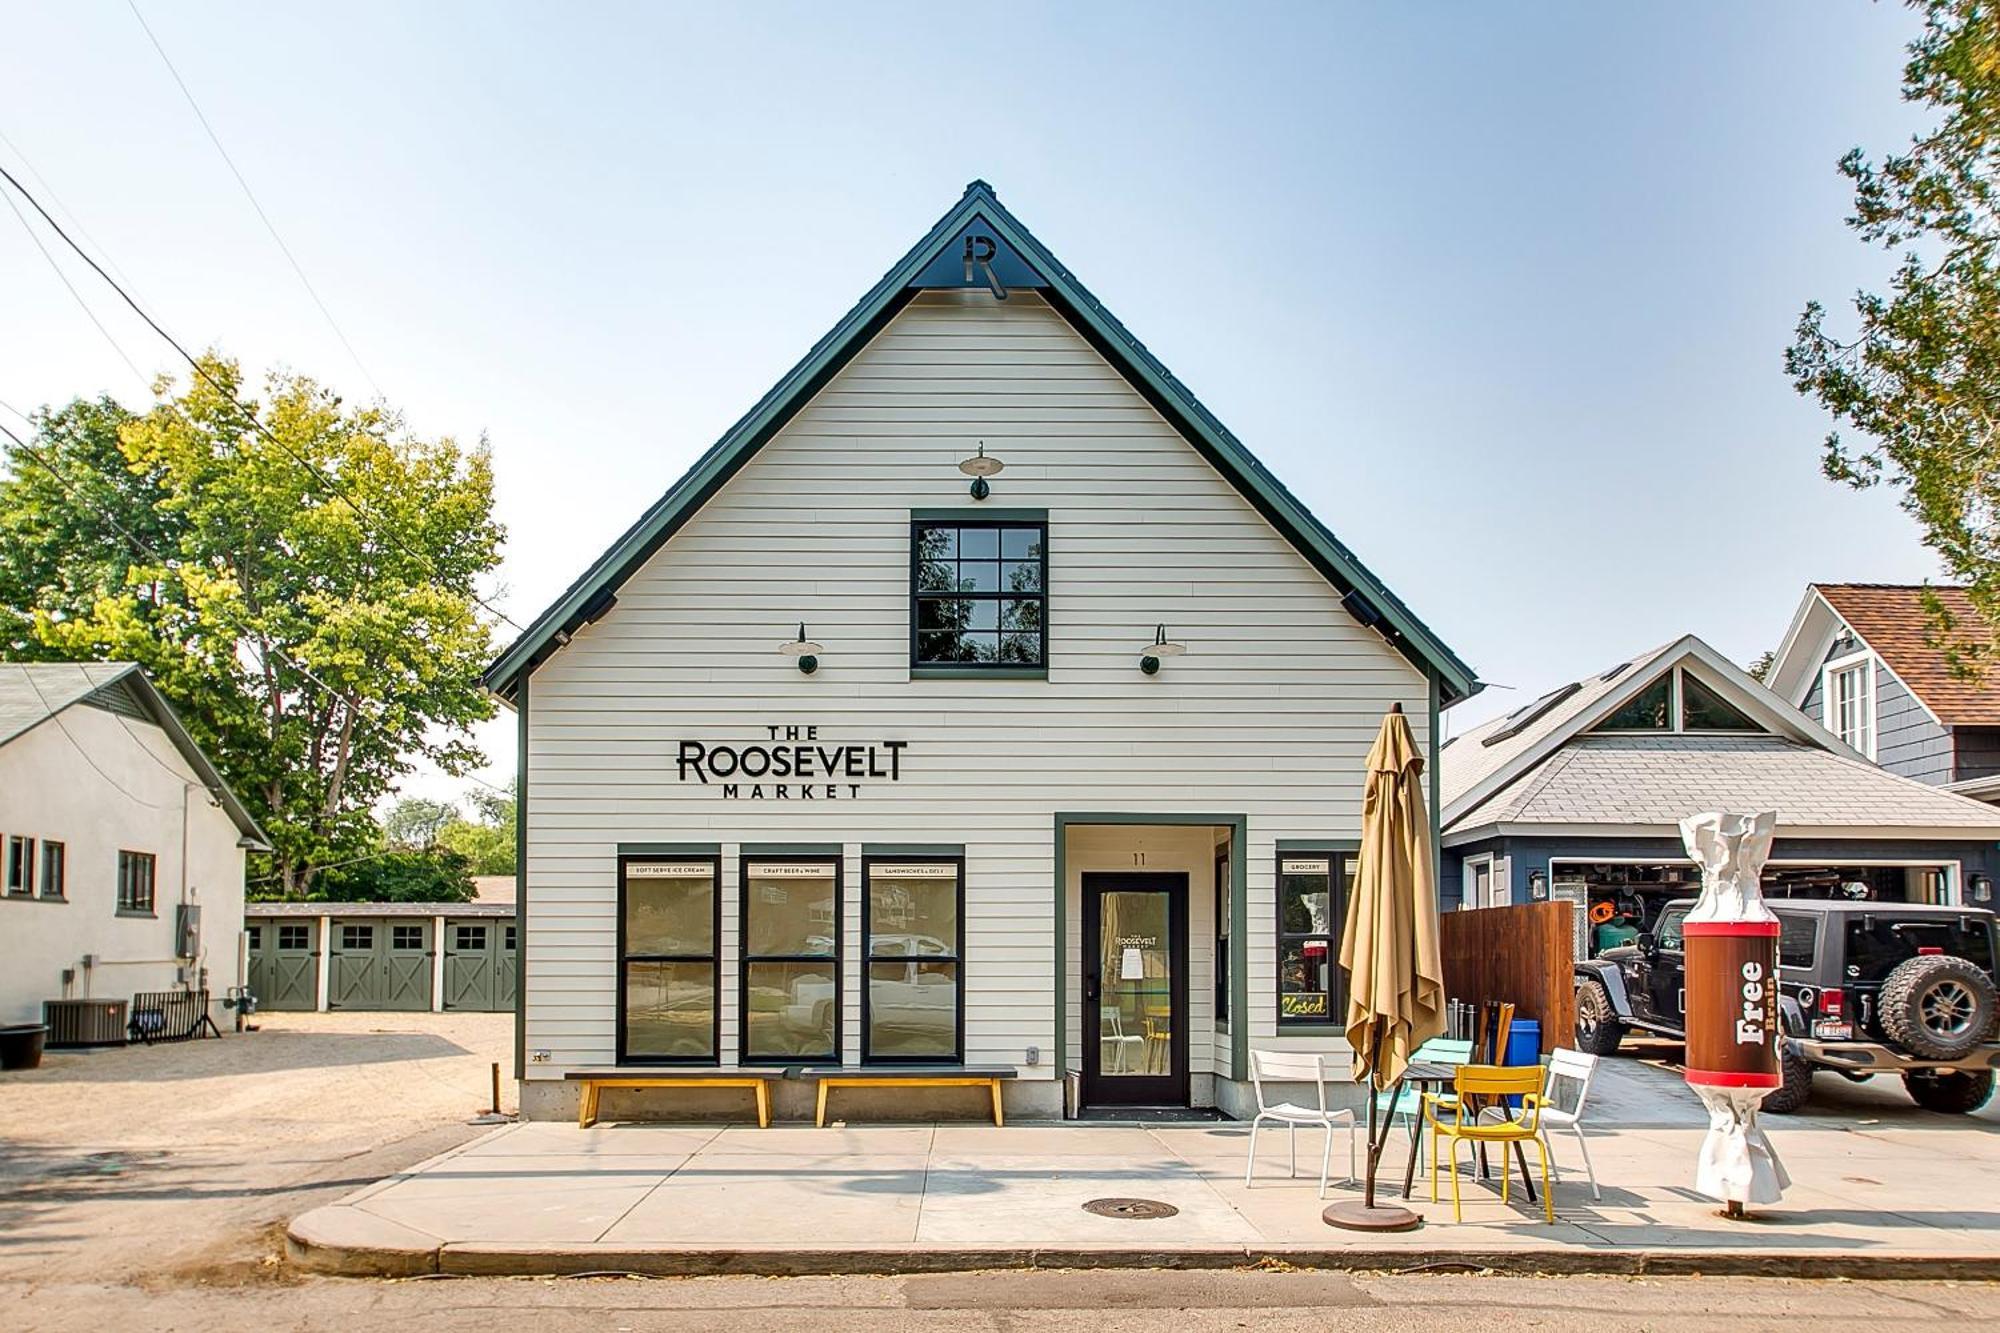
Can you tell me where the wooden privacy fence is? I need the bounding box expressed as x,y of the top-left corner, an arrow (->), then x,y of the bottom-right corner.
1438,902 -> 1575,1054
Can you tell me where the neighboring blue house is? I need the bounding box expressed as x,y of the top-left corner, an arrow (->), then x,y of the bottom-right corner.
1768,583 -> 2000,801
1438,635 -> 2000,953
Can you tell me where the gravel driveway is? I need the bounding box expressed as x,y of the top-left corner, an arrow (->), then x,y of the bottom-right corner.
0,1011 -> 512,1287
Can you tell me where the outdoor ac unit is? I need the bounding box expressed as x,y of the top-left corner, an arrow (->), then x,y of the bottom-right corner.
174,904 -> 202,959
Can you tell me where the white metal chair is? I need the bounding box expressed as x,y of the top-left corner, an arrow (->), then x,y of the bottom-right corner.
1243,1050 -> 1357,1199
1100,1008 -> 1146,1074
1477,1046 -> 1602,1200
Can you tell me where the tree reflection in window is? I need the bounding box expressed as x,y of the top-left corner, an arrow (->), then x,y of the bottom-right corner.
912,522 -> 1046,667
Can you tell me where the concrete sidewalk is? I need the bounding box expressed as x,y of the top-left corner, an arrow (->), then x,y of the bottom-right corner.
289,1108 -> 2000,1279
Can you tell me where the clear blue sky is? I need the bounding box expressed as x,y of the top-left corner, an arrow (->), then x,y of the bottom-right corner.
0,1 -> 1939,803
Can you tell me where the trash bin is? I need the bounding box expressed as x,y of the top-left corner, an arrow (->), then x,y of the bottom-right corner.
1502,1019 -> 1541,1108
0,1023 -> 49,1071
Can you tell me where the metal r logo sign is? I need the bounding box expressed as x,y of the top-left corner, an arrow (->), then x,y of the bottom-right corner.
962,234 -> 1007,300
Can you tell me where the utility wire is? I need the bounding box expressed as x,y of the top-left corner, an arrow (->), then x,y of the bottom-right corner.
17,663 -> 177,811
0,160 -> 525,634
0,416 -> 514,804
0,125 -> 151,304
125,0 -> 383,399
1,183 -> 148,385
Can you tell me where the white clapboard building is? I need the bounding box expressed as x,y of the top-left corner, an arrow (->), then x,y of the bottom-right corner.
484,183 -> 1479,1120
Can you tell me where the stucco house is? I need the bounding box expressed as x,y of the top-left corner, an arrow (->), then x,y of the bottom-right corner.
0,662 -> 267,1029
484,182 -> 1479,1121
1768,583 -> 2000,801
1440,635 -> 2000,955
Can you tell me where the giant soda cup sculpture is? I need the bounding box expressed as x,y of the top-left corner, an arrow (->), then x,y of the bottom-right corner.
1679,810 -> 1791,1214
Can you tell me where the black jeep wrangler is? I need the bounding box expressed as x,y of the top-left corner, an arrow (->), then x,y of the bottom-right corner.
1574,898 -> 1999,1114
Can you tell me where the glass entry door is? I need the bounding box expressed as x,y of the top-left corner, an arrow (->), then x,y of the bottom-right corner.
1081,873 -> 1189,1107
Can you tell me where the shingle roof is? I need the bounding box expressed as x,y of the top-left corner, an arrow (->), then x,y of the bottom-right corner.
0,661 -> 135,747
1456,732 -> 2000,835
1439,641 -> 1679,812
0,661 -> 270,848
1816,583 -> 2000,726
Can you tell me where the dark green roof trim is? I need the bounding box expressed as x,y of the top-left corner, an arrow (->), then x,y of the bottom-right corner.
482,181 -> 1479,703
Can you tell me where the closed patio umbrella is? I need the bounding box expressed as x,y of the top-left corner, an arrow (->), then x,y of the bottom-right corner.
1325,702 -> 1445,1231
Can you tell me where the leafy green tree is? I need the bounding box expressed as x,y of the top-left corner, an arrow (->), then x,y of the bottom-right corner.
436,780 -> 517,875
1,355 -> 503,897
1788,0 -> 2000,671
314,846 -> 476,904
383,796 -> 458,851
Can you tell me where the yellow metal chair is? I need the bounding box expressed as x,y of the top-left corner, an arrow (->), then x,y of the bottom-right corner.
1423,1064 -> 1554,1223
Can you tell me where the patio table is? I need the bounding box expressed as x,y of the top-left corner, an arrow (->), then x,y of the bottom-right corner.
1392,1061 -> 1538,1205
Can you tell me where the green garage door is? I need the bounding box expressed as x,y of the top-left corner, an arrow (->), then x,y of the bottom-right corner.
443,919 -> 516,1011
329,918 -> 435,1011
498,922 -> 518,1010
247,919 -> 319,1010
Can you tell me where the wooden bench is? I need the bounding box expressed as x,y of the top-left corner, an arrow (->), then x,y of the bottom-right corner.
564,1069 -> 772,1128
788,1065 -> 1019,1128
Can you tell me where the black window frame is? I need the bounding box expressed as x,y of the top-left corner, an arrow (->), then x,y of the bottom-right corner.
277,922 -> 311,952
5,835 -> 34,897
454,923 -> 489,953
1214,842 -> 1230,1025
908,515 -> 1049,677
860,854 -> 966,1065
116,850 -> 156,915
39,839 -> 65,900
391,923 -> 426,952
340,922 -> 373,952
617,852 -> 723,1067
1277,849 -> 1353,1028
738,853 -> 843,1066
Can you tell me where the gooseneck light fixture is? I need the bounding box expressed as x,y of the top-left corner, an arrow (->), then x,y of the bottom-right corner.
958,441 -> 1004,500
1139,624 -> 1186,675
779,623 -> 823,675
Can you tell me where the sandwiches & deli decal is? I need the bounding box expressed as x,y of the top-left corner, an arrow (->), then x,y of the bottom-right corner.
676,724 -> 910,800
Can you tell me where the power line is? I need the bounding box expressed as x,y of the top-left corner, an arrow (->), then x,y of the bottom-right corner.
0,183 -> 148,385
0,125 -> 152,304
0,416 -> 514,805
125,0 -> 382,399
0,160 -> 525,634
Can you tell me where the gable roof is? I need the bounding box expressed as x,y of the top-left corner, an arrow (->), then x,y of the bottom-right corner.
1456,732 -> 2000,838
1441,634 -> 1863,832
0,661 -> 270,849
1811,584 -> 2000,727
479,181 -> 1478,704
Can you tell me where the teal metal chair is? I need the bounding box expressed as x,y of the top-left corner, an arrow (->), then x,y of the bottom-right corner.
1373,1037 -> 1474,1125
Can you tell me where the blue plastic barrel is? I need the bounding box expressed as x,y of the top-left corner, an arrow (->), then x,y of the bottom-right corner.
1502,1019 -> 1540,1107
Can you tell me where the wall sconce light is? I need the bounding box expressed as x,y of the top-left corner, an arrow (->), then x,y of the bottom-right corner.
958,442 -> 1004,500
1529,869 -> 1548,901
779,623 -> 823,675
1139,624 -> 1186,675
1972,873 -> 1992,904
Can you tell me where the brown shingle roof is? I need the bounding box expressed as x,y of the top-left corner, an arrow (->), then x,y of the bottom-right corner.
1816,583 -> 2000,726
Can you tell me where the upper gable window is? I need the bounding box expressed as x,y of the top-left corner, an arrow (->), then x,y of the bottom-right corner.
1598,676 -> 1673,731
1681,673 -> 1758,731
1595,667 -> 1765,734
911,519 -> 1046,671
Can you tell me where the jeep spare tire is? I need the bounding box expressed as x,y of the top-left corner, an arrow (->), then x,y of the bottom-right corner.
1573,977 -> 1625,1057
1878,954 -> 1997,1060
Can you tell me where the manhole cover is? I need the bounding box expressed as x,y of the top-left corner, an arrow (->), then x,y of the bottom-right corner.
1082,1197 -> 1179,1220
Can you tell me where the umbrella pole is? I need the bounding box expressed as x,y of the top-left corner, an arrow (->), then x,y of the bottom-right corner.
1325,1019 -> 1422,1232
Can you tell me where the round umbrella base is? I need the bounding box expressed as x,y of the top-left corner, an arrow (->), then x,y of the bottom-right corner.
1323,1201 -> 1422,1232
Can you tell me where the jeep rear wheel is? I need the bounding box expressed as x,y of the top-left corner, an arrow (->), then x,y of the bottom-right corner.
1761,1047 -> 1814,1113
1879,955 -> 1997,1061
1903,1068 -> 1996,1115
1573,978 -> 1625,1056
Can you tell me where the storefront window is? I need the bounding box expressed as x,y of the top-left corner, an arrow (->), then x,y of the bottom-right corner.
863,859 -> 962,1061
1278,853 -> 1353,1025
911,520 -> 1047,667
620,857 -> 719,1063
741,859 -> 840,1062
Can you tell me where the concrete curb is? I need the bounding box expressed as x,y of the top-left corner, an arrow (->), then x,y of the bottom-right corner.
285,1208 -> 2000,1282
